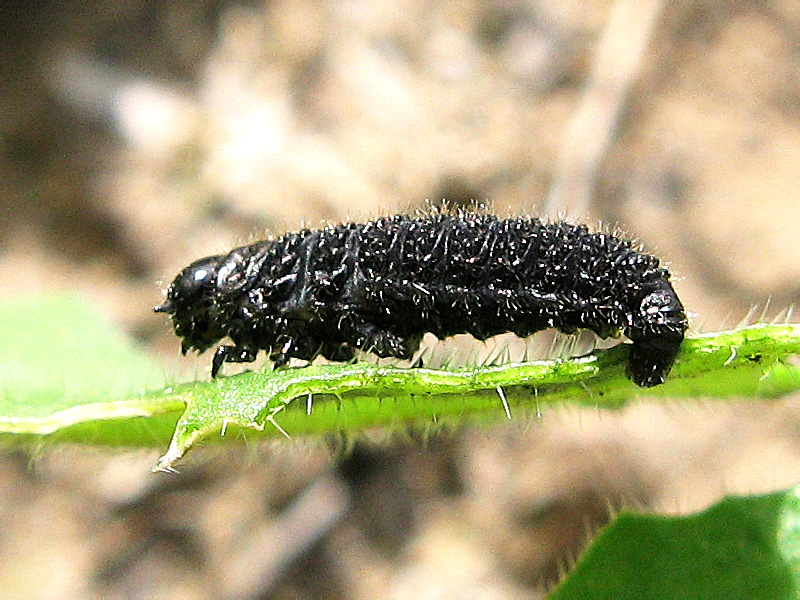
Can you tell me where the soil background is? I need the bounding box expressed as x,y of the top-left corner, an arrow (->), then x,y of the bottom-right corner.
2,1 -> 800,598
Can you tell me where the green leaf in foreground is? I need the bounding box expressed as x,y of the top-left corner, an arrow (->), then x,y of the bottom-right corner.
548,491 -> 796,599
2,296 -> 800,469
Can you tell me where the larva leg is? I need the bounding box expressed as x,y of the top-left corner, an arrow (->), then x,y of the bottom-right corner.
270,335 -> 323,368
212,345 -> 257,378
320,343 -> 356,362
353,323 -> 420,359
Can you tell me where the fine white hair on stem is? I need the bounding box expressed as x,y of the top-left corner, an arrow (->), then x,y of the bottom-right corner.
496,386 -> 512,420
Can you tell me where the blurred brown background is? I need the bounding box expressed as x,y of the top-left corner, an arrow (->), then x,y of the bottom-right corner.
3,1 -> 800,598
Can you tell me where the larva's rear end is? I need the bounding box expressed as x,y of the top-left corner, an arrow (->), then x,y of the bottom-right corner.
624,277 -> 688,386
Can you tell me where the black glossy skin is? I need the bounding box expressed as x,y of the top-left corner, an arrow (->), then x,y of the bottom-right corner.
155,213 -> 688,387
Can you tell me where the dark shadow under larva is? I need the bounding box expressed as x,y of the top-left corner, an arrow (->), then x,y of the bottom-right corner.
155,213 -> 688,387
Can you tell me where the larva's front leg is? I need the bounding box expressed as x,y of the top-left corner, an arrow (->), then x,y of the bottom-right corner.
269,334 -> 324,368
212,345 -> 257,378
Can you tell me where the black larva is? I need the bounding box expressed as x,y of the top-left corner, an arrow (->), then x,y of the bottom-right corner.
155,213 -> 687,387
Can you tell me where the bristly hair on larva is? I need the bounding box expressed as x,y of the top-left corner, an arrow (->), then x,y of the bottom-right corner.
154,212 -> 688,387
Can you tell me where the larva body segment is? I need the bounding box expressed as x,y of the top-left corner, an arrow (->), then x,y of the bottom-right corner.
155,213 -> 688,387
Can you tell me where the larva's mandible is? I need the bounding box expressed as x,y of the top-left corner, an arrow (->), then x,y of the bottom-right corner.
155,213 -> 688,387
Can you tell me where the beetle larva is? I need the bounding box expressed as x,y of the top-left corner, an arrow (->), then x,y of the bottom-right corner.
155,213 -> 687,387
